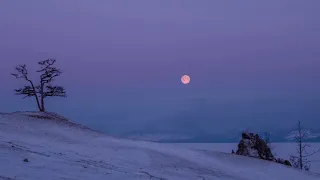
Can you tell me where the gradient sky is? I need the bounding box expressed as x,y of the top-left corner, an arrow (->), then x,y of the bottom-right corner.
0,0 -> 319,135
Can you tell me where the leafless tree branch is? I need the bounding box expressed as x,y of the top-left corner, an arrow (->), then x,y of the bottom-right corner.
12,59 -> 66,112
43,85 -> 67,98
289,121 -> 319,171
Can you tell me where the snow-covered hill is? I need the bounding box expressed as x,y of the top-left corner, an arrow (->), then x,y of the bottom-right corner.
0,112 -> 319,180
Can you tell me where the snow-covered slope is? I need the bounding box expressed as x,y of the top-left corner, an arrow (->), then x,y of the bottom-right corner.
0,112 -> 319,180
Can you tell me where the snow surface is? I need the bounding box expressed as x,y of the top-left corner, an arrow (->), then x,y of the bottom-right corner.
175,143 -> 320,174
1,112 -> 320,180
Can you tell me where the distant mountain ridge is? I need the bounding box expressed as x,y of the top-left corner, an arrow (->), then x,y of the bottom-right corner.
121,129 -> 320,143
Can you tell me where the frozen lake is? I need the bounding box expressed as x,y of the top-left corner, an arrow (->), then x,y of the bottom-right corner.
174,143 -> 320,174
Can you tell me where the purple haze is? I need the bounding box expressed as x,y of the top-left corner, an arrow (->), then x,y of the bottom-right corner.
0,0 -> 319,135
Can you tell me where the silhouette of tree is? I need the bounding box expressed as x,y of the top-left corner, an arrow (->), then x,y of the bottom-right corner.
289,121 -> 320,171
12,59 -> 66,112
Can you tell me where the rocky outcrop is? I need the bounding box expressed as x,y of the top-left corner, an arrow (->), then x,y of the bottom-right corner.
236,132 -> 291,167
236,132 -> 274,160
276,158 -> 292,166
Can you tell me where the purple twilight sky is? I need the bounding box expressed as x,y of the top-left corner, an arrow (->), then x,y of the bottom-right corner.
0,0 -> 319,135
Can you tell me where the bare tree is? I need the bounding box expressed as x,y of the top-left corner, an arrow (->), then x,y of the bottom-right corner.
289,121 -> 320,171
12,59 -> 66,112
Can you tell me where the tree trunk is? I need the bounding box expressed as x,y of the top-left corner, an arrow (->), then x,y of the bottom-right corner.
28,80 -> 41,111
299,141 -> 303,169
298,122 -> 303,169
34,95 -> 41,111
40,83 -> 45,112
41,96 -> 45,112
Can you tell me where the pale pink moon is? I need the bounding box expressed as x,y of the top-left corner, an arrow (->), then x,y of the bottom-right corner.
181,75 -> 191,84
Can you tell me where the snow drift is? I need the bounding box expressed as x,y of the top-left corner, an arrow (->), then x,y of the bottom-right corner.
0,112 -> 319,180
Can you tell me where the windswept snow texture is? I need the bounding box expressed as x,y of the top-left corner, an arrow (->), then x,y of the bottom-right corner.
0,112 -> 319,180
177,143 -> 320,174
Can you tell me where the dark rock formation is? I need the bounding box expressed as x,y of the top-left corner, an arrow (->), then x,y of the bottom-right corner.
235,131 -> 291,167
236,132 -> 274,161
276,158 -> 292,166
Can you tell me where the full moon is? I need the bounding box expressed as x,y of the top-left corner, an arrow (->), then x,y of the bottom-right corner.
181,75 -> 190,84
